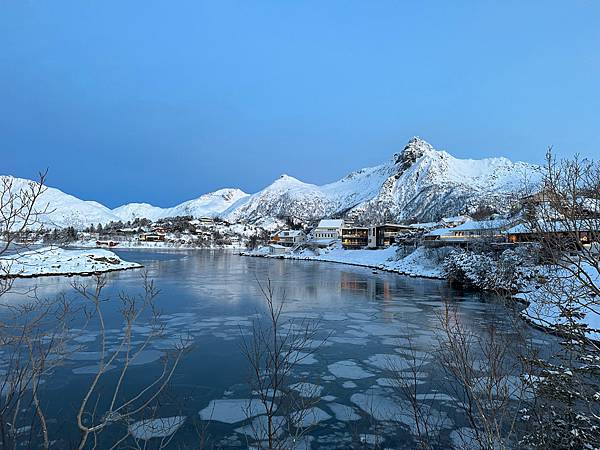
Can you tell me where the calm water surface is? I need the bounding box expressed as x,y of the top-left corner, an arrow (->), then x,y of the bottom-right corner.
3,249 -> 555,448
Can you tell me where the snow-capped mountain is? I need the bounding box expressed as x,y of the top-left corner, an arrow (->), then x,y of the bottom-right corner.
348,138 -> 539,223
225,138 -> 539,224
112,189 -> 249,222
111,203 -> 166,222
0,176 -> 121,229
3,137 -> 540,229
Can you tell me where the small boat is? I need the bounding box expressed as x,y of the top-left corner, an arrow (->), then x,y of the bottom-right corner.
96,240 -> 119,248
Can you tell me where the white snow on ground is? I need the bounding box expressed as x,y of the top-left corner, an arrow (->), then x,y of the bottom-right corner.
129,416 -> 186,440
0,246 -> 142,278
246,244 -> 444,279
516,262 -> 600,340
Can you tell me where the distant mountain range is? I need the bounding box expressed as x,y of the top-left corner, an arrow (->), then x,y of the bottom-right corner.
2,138 -> 540,230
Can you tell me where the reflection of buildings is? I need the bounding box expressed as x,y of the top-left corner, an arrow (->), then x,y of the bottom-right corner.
339,271 -> 392,301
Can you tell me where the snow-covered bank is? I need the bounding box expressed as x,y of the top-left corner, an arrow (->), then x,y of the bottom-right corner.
245,243 -> 600,341
243,245 -> 444,279
0,247 -> 142,278
515,262 -> 600,340
73,239 -> 248,250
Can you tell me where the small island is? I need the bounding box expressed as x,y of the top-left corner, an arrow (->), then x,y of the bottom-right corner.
0,246 -> 142,278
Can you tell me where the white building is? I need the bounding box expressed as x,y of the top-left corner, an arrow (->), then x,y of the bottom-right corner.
270,229 -> 306,247
313,219 -> 345,240
268,244 -> 289,255
425,218 -> 514,242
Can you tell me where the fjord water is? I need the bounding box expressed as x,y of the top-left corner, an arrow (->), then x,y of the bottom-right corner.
4,249 -> 553,448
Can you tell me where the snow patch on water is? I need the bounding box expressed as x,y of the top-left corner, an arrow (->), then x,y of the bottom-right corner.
328,361 -> 374,379
129,416 -> 185,440
198,399 -> 267,424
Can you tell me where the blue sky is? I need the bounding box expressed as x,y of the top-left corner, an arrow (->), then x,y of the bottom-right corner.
2,1 -> 599,208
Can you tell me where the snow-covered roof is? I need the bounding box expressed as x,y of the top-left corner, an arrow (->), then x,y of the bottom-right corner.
450,219 -> 513,232
278,230 -> 304,237
426,227 -> 454,237
408,221 -> 440,229
506,220 -> 599,234
441,215 -> 471,224
316,219 -> 344,229
269,243 -> 288,249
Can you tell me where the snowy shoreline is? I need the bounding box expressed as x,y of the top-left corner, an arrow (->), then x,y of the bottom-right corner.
241,246 -> 600,341
240,245 -> 445,280
0,247 -> 143,279
72,240 -> 248,251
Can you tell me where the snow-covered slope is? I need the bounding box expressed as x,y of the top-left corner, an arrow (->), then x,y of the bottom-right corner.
349,138 -> 540,222
166,188 -> 248,219
0,176 -> 120,229
4,137 -> 540,229
225,175 -> 330,224
111,203 -> 166,222
112,189 -> 249,222
226,137 -> 539,224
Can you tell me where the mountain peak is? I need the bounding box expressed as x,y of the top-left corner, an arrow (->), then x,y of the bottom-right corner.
275,174 -> 303,184
393,137 -> 435,169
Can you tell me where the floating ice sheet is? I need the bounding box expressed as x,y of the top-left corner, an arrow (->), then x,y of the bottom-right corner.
129,416 -> 186,440
198,399 -> 267,424
328,361 -> 374,379
291,407 -> 331,427
289,382 -> 323,398
327,403 -> 360,422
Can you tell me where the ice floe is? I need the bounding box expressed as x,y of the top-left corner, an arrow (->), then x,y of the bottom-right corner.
289,382 -> 323,398
129,416 -> 185,440
235,415 -> 286,440
327,360 -> 374,379
291,407 -> 332,427
198,399 -> 267,424
364,354 -> 413,371
327,403 -> 361,422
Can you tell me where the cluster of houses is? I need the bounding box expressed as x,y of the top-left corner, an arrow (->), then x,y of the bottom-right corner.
96,216 -> 249,247
267,217 -> 470,254
267,210 -> 599,254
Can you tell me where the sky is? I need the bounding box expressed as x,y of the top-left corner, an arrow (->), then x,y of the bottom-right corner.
1,1 -> 599,208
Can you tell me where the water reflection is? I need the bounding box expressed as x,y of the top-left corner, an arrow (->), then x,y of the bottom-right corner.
0,249 -> 556,449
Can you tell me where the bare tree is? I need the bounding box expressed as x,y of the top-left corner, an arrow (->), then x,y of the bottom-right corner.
0,172 -> 49,293
0,175 -> 189,448
240,279 -> 325,450
71,273 -> 188,449
0,172 -> 66,449
390,301 -> 535,450
519,150 -> 600,448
